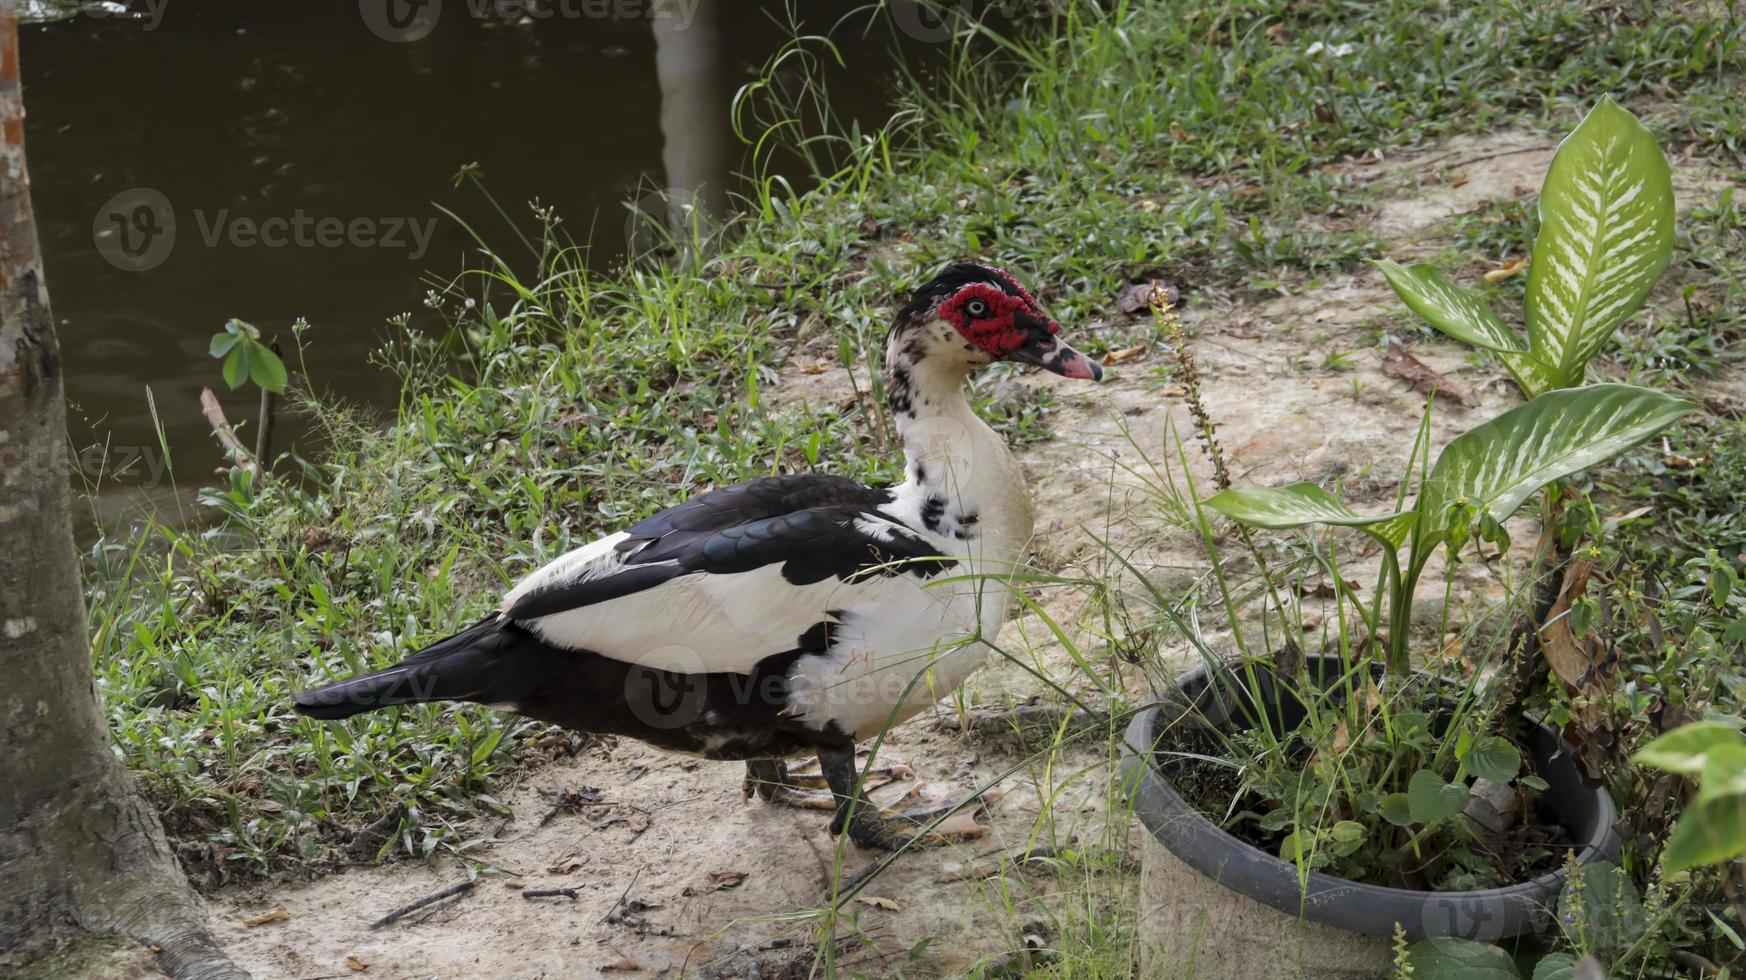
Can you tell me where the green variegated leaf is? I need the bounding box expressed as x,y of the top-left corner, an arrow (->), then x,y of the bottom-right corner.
1413,385 -> 1690,566
1375,259 -> 1526,352
1500,350 -> 1563,398
1204,482 -> 1414,549
1663,795 -> 1746,871
1526,96 -> 1675,389
1634,721 -> 1744,775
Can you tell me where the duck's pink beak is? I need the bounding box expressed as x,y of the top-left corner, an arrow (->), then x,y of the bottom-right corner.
1012,325 -> 1104,381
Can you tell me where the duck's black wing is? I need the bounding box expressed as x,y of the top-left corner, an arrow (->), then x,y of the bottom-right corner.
498,475 -> 948,673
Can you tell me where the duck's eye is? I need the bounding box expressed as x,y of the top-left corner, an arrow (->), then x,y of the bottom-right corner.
965,299 -> 989,317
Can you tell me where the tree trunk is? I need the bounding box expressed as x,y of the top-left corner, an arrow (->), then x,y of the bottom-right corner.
0,8 -> 246,977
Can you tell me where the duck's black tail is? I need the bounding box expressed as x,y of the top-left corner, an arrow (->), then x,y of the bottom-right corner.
293,616 -> 536,720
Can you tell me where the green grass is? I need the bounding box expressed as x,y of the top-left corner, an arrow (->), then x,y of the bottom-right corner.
79,1 -> 1746,972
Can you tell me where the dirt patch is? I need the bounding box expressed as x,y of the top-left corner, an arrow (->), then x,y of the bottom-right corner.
210,128 -> 1741,978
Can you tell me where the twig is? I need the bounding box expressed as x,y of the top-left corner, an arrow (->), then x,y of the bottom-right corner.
598,866 -> 643,925
368,881 -> 475,930
1670,950 -> 1720,976
199,387 -> 256,473
254,340 -> 279,463
1440,144 -> 1557,173
521,888 -> 580,901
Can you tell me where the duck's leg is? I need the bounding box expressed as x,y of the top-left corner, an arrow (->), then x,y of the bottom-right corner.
817,745 -> 986,851
745,752 -> 914,807
742,758 -> 836,809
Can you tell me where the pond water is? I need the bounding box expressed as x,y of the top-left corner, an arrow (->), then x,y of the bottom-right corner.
18,0 -> 952,528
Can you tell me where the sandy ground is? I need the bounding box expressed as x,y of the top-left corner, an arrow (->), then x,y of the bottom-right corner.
207,131 -> 1741,979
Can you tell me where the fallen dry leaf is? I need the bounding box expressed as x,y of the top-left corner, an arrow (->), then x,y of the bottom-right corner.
601,956 -> 642,972
1605,505 -> 1654,528
1540,560 -> 1606,692
546,854 -> 589,875
1265,22 -> 1286,42
705,870 -> 747,890
1103,344 -> 1148,364
1484,258 -> 1528,283
1115,280 -> 1180,314
1450,174 -> 1471,188
1663,438 -> 1706,469
921,807 -> 989,841
856,895 -> 903,911
1382,345 -> 1471,407
242,906 -> 288,928
346,954 -> 370,972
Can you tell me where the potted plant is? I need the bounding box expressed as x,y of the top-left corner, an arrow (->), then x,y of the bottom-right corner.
1371,95 -> 1677,730
1118,98 -> 1690,978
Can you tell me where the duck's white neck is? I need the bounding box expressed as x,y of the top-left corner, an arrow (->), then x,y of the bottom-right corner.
884,328 -> 1033,559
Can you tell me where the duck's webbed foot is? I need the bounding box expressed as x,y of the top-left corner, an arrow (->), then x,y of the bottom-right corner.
816,745 -> 988,851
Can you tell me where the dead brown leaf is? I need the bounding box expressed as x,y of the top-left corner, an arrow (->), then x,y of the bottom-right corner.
1115,280 -> 1180,314
1265,21 -> 1286,42
1541,561 -> 1605,692
856,895 -> 903,911
1484,258 -> 1528,283
705,870 -> 747,890
242,907 -> 288,927
1382,346 -> 1471,407
1663,438 -> 1707,469
346,954 -> 370,972
1103,344 -> 1148,364
601,956 -> 642,972
547,854 -> 589,875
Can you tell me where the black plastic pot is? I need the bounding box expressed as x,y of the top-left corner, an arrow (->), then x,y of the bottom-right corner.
1119,655 -> 1622,942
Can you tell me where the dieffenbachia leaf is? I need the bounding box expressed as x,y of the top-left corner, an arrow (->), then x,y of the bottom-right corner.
1634,721 -> 1745,776
1500,350 -> 1564,397
1525,96 -> 1675,391
1375,259 -> 1527,353
1204,481 -> 1414,550
1413,384 -> 1690,567
1662,795 -> 1746,871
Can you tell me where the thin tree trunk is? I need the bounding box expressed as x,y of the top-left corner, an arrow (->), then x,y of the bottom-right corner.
0,7 -> 246,977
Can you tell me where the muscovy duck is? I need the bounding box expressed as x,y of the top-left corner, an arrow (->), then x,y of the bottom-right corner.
293,263 -> 1103,849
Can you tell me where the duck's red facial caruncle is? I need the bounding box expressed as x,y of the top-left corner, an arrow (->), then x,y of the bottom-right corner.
938,274 -> 1102,381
